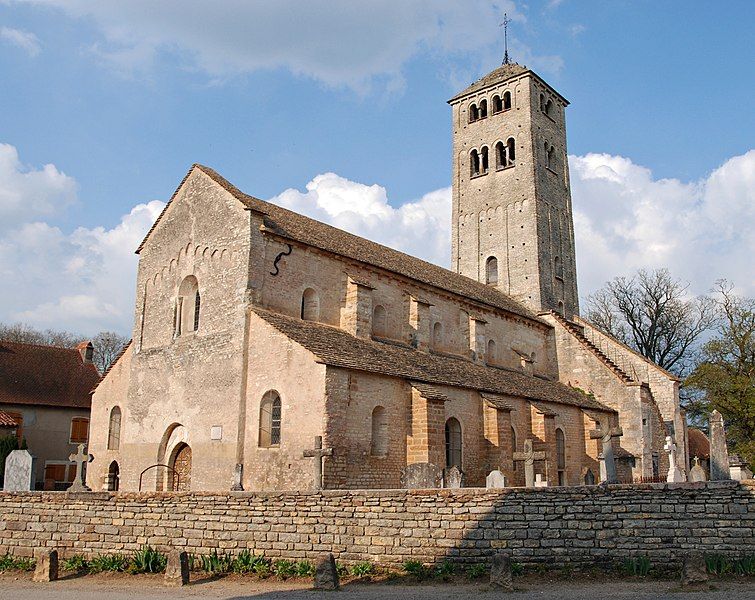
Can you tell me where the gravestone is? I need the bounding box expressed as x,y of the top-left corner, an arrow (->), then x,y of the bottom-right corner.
443,465 -> 463,488
67,443 -> 93,492
3,449 -> 35,491
728,454 -> 753,481
681,552 -> 709,586
33,549 -> 58,583
313,553 -> 339,590
401,462 -> 442,489
512,439 -> 546,487
664,436 -> 686,483
490,553 -> 513,591
486,470 -> 507,488
689,456 -> 707,482
303,436 -> 333,491
590,423 -> 622,484
709,410 -> 730,480
164,550 -> 190,587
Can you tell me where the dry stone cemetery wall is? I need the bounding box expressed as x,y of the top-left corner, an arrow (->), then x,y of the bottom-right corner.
1,481 -> 753,568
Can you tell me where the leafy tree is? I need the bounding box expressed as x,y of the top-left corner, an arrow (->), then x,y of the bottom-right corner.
585,268 -> 715,375
686,282 -> 755,469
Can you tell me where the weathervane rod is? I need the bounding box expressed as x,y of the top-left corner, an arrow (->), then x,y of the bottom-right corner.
500,13 -> 511,65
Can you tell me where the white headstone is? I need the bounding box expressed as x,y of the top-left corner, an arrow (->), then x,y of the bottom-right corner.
443,465 -> 463,488
486,470 -> 508,488
534,473 -> 548,488
3,449 -> 35,491
689,457 -> 707,482
664,436 -> 686,483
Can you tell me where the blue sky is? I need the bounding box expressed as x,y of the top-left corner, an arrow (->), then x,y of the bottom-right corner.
1,1 -> 753,335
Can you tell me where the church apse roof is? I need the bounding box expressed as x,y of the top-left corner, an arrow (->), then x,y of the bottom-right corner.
187,165 -> 544,325
252,306 -> 613,413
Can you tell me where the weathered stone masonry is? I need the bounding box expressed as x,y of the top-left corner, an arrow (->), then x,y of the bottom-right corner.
1,481 -> 752,567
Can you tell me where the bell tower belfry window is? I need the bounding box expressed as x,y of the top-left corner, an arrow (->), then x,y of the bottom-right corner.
448,57 -> 579,318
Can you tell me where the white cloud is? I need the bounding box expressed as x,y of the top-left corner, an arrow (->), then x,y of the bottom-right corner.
271,173 -> 451,268
571,150 -> 755,297
0,143 -> 164,334
7,0 -> 560,89
0,26 -> 41,56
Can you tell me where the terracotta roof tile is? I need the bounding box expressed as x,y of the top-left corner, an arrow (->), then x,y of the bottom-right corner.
688,428 -> 710,460
0,409 -> 17,427
194,165 -> 543,324
0,341 -> 100,409
253,307 -> 612,413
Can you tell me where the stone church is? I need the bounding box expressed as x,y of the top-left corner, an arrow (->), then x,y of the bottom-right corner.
87,62 -> 686,492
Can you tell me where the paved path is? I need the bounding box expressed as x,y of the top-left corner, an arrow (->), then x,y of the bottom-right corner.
2,575 -> 754,600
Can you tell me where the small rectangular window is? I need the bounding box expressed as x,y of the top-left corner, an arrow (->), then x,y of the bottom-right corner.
70,418 -> 89,444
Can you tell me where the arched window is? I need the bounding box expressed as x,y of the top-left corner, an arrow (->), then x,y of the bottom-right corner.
259,391 -> 282,447
506,138 -> 516,166
492,95 -> 503,113
301,288 -> 320,321
503,91 -> 512,110
432,321 -> 443,350
584,469 -> 596,485
445,418 -> 462,469
511,426 -> 518,471
539,93 -> 545,112
175,275 -> 200,336
107,461 -> 120,491
479,99 -> 488,118
485,256 -> 498,285
469,103 -> 479,123
554,255 -> 562,279
495,141 -> 505,169
480,146 -> 489,173
372,305 -> 387,338
547,144 -> 555,170
556,428 -> 566,486
545,98 -> 554,117
487,339 -> 497,364
107,407 -> 122,451
370,406 -> 387,456
470,149 -> 481,177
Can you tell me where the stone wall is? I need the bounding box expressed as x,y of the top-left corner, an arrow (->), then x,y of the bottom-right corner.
1,482 -> 752,568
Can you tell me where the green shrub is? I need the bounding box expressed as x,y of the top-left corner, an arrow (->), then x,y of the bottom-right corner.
336,562 -> 349,578
435,560 -> 455,581
294,560 -> 314,577
129,546 -> 167,574
62,554 -> 90,573
13,556 -> 36,572
349,561 -> 375,578
511,562 -> 524,577
0,554 -> 15,571
402,560 -> 430,580
623,556 -> 651,577
89,553 -> 129,573
465,563 -> 487,579
705,554 -> 732,576
272,559 -> 296,579
0,554 -> 35,572
253,559 -> 272,578
199,550 -> 234,574
734,555 -> 755,576
232,549 -> 269,575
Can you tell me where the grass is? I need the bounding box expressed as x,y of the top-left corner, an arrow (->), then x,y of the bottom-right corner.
622,556 -> 651,577
199,550 -> 234,575
465,563 -> 487,579
349,561 -> 375,578
706,553 -> 755,577
129,546 -> 167,574
89,553 -> 129,573
402,560 -> 431,580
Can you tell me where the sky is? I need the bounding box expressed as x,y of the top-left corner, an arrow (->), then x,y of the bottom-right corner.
0,0 -> 753,336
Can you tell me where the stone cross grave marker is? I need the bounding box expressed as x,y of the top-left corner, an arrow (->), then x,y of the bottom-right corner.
534,473 -> 548,487
689,456 -> 707,482
486,469 -> 507,488
443,465 -> 463,488
303,435 -> 332,491
67,443 -> 93,492
664,435 -> 686,482
590,423 -> 622,484
3,449 -> 35,491
709,410 -> 730,480
512,438 -> 546,487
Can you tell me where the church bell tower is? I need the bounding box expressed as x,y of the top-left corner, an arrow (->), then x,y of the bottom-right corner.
448,62 -> 579,318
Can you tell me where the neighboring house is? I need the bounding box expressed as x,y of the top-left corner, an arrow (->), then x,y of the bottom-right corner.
687,427 -> 711,478
0,340 -> 100,489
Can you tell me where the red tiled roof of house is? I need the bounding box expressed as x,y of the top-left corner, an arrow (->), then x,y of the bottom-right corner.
688,428 -> 710,460
0,409 -> 17,427
0,340 -> 100,409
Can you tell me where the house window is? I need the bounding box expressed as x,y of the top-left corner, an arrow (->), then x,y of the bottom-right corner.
175,275 -> 200,336
485,256 -> 498,285
503,91 -> 512,110
70,417 -> 89,444
445,417 -> 462,469
372,305 -> 387,338
492,95 -> 503,113
556,428 -> 566,486
107,407 -> 121,451
259,391 -> 282,447
301,288 -> 320,321
370,406 -> 388,457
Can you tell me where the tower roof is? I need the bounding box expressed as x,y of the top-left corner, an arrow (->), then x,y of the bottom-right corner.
448,62 -> 569,105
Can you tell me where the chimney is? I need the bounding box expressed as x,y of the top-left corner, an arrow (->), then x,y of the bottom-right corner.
77,341 -> 94,364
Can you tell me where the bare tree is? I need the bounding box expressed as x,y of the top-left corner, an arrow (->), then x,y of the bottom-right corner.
585,269 -> 715,375
91,331 -> 129,374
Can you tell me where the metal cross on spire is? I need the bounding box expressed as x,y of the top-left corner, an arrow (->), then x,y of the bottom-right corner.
500,13 -> 512,65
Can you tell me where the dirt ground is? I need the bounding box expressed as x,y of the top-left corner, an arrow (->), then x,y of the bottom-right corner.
1,572 -> 755,600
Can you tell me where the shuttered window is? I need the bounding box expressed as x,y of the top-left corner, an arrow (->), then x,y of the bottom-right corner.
70,417 -> 89,444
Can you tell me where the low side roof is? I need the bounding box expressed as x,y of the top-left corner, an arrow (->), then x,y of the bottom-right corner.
0,341 -> 100,409
252,306 -> 613,413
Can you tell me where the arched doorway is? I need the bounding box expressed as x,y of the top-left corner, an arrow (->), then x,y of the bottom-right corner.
170,443 -> 191,491
107,460 -> 120,491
